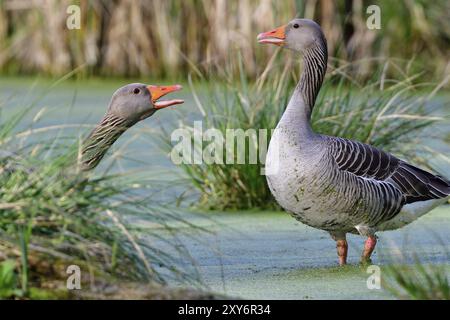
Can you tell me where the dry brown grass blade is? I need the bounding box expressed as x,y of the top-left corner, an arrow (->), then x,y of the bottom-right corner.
105,209 -> 155,279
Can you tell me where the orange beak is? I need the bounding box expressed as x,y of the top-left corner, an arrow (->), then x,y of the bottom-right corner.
147,84 -> 184,109
257,25 -> 286,46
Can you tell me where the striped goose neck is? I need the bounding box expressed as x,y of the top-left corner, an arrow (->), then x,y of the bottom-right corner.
80,113 -> 131,171
297,39 -> 328,118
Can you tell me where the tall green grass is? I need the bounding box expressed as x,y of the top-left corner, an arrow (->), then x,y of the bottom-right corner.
382,246 -> 450,300
0,86 -> 203,298
160,52 -> 448,210
384,263 -> 450,299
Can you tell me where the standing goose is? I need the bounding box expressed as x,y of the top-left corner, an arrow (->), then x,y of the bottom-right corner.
257,19 -> 450,265
80,83 -> 183,171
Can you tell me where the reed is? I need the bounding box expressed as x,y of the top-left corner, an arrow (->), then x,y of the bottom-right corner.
0,0 -> 448,80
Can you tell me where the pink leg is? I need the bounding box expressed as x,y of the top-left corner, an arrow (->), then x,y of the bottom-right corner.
336,239 -> 348,266
361,236 -> 377,264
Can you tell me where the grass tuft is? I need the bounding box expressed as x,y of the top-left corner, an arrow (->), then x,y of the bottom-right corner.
382,249 -> 450,300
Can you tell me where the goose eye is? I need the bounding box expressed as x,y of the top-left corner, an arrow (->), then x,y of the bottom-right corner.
133,88 -> 141,94
293,23 -> 299,29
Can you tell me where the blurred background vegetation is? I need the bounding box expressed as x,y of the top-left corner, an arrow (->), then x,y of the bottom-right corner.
0,0 -> 448,80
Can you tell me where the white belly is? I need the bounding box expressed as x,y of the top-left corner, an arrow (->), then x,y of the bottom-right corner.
265,128 -> 352,230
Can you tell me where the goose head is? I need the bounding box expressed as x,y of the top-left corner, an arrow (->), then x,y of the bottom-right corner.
257,18 -> 325,53
107,83 -> 184,124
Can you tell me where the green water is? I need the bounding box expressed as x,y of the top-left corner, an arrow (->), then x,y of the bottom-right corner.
1,77 -> 449,299
145,207 -> 450,299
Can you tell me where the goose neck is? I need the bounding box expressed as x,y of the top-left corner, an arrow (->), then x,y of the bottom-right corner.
280,42 -> 327,139
80,113 -> 131,171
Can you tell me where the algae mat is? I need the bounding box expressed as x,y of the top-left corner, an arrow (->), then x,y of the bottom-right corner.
166,206 -> 450,299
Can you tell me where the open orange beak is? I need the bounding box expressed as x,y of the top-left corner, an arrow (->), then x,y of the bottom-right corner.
257,25 -> 286,46
147,84 -> 184,109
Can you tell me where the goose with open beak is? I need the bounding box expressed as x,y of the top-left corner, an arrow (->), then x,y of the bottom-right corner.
80,83 -> 184,171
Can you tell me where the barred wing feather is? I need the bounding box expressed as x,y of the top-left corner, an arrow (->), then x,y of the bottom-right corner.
329,137 -> 450,204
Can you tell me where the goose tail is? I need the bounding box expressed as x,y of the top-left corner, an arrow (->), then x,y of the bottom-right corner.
378,196 -> 449,231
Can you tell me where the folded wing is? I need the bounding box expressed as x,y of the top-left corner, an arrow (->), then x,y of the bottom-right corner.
329,137 -> 450,204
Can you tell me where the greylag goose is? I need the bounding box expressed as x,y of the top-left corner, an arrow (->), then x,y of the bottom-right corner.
1,83 -> 183,175
81,83 -> 183,171
257,19 -> 450,265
